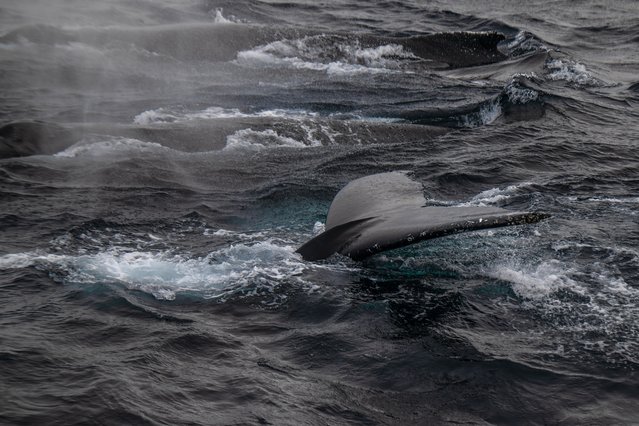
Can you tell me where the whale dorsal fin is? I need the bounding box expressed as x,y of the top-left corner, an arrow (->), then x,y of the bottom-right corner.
297,172 -> 548,261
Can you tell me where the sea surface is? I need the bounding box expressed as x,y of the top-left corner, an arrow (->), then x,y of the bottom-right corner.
1,1 -> 638,424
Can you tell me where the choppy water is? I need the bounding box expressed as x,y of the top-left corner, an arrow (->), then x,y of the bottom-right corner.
1,1 -> 638,424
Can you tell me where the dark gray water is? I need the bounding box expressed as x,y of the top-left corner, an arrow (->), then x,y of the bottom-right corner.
1,1 -> 638,424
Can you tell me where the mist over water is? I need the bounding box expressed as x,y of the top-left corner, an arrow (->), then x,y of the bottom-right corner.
1,1 -> 639,424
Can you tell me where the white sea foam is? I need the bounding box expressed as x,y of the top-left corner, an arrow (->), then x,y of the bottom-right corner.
585,196 -> 639,204
505,31 -> 549,56
483,251 -> 639,364
458,99 -> 502,127
55,137 -> 171,157
211,8 -> 241,24
312,221 -> 326,235
545,58 -> 602,86
0,240 -> 316,302
133,107 -> 317,125
504,80 -> 539,104
0,252 -> 67,269
204,228 -> 268,239
235,36 -> 415,76
223,128 -> 318,151
459,76 -> 542,128
485,260 -> 583,300
456,182 -> 532,206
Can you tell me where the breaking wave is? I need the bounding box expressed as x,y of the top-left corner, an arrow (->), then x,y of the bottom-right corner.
224,128 -> 317,151
544,58 -> 605,87
55,137 -> 173,158
133,107 -> 317,125
235,35 -> 417,75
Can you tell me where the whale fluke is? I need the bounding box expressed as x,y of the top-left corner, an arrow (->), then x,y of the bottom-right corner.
297,172 -> 549,261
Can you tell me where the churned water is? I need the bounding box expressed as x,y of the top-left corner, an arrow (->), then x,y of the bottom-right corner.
1,1 -> 638,424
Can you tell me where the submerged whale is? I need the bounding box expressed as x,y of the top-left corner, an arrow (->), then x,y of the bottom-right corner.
0,120 -> 448,159
0,23 -> 507,68
297,172 -> 549,261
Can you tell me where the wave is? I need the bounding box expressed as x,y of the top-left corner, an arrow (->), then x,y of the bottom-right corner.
0,118 -> 451,159
397,75 -> 544,128
54,137 -> 173,158
0,121 -> 78,159
223,128 -> 316,151
235,35 -> 415,76
133,107 -> 318,125
210,8 -> 244,24
502,30 -> 550,57
544,58 -> 605,87
235,30 -> 510,75
499,31 -> 609,88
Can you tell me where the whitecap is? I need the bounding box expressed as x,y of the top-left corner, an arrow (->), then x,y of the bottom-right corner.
212,8 -> 233,24
55,137 -> 171,158
223,128 -> 317,151
504,31 -> 549,56
458,98 -> 502,127
545,58 -> 603,86
234,35 -> 415,75
133,106 -> 317,125
464,182 -> 533,206
503,79 -> 540,104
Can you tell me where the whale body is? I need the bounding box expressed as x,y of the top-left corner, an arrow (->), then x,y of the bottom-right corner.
0,24 -> 507,68
297,172 -> 549,261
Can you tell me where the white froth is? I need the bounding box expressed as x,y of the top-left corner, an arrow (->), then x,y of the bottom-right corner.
0,241 -> 313,302
485,260 -> 582,300
133,107 -> 317,125
504,81 -> 539,104
211,9 -> 236,24
235,36 -> 415,76
0,252 -> 67,269
458,99 -> 502,128
586,196 -> 639,204
505,31 -> 549,55
482,250 -> 639,363
55,137 -> 170,158
224,128 -> 317,151
545,58 -> 602,86
312,222 -> 326,235
457,182 -> 532,206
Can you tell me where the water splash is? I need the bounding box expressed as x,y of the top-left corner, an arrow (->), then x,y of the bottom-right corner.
55,137 -> 172,158
0,240 -> 315,303
235,35 -> 416,75
133,107 -> 317,125
545,58 -> 603,86
504,31 -> 549,56
224,128 -> 316,151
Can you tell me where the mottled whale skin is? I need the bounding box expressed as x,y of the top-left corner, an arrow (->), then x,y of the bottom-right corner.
297,172 -> 549,261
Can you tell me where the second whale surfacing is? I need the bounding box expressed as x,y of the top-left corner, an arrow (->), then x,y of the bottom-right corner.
297,172 -> 549,261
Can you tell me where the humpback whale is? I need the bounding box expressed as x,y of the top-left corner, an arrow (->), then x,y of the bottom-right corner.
297,172 -> 549,261
0,24 -> 507,68
0,120 -> 448,159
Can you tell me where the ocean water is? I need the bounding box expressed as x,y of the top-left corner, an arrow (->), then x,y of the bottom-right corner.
1,1 -> 638,424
